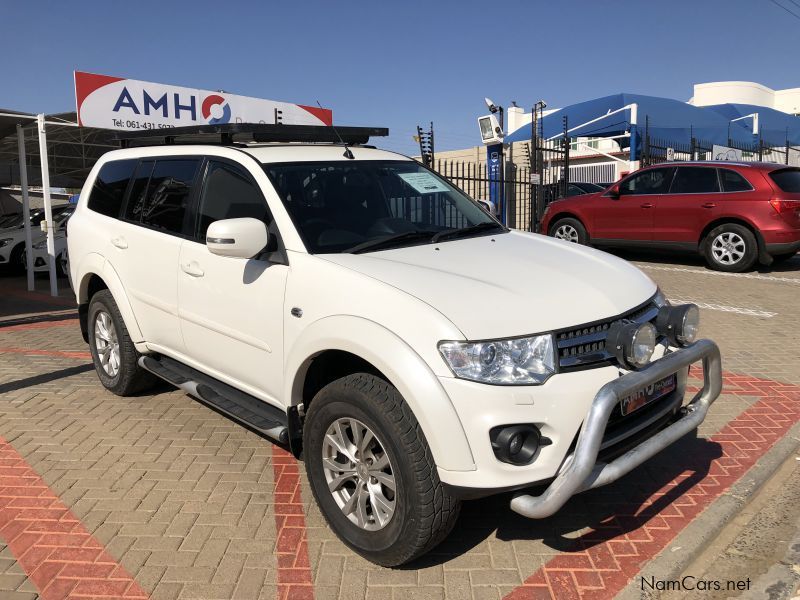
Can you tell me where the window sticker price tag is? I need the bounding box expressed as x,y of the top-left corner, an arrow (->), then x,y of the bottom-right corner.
397,172 -> 450,194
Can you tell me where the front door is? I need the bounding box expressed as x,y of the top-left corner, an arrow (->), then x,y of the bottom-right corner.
178,159 -> 288,405
593,167 -> 675,241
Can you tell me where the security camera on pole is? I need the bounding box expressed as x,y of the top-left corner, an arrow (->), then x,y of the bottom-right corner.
477,98 -> 506,224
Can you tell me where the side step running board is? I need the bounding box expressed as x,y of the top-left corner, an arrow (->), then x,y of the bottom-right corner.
139,355 -> 289,445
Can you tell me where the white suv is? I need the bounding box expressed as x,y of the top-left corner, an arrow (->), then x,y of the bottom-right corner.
68,125 -> 722,567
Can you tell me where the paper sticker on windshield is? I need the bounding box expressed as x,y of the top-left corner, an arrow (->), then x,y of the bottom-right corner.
397,172 -> 450,194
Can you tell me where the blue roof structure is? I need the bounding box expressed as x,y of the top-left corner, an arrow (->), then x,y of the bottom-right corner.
503,93 -> 800,148
702,103 -> 800,146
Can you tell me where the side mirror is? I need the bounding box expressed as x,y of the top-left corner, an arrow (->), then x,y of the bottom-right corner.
206,217 -> 268,259
606,185 -> 620,199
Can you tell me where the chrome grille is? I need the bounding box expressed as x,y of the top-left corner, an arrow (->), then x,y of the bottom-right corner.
556,301 -> 660,370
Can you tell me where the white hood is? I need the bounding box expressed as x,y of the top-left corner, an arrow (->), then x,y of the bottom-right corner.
321,231 -> 657,340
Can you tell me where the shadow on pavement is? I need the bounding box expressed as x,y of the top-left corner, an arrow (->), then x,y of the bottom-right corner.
604,247 -> 800,274
0,363 -> 95,395
407,431 -> 723,568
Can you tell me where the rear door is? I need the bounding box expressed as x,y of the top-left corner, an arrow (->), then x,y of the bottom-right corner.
653,166 -> 721,244
111,157 -> 201,353
593,166 -> 675,241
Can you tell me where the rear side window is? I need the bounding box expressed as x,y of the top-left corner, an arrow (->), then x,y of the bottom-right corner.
718,169 -> 752,192
670,167 -> 719,193
769,168 -> 800,193
195,161 -> 271,240
87,160 -> 137,217
125,159 -> 200,235
619,167 -> 675,195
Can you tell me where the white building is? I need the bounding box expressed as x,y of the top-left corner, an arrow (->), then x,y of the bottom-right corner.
689,81 -> 800,116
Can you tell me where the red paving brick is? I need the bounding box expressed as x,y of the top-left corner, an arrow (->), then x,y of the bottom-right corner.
0,319 -> 79,333
504,374 -> 800,600
272,446 -> 314,600
0,347 -> 91,359
0,438 -> 149,600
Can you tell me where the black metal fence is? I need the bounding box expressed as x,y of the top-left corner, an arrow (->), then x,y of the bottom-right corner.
430,112 -> 571,232
641,117 -> 800,168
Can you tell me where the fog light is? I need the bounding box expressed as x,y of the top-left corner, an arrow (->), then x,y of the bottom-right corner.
607,321 -> 657,369
490,425 -> 551,465
657,304 -> 700,346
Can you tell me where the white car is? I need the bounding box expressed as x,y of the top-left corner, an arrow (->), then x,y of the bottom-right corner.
0,205 -> 74,271
31,233 -> 68,275
67,125 -> 722,567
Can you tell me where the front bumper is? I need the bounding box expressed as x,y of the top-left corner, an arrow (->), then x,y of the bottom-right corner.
510,338 -> 721,518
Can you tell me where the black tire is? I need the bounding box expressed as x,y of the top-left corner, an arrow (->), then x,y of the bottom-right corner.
549,217 -> 588,245
702,223 -> 758,272
770,251 -> 797,264
303,373 -> 460,567
87,290 -> 156,396
9,243 -> 26,273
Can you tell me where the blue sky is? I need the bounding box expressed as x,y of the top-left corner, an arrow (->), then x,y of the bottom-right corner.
2,0 -> 798,155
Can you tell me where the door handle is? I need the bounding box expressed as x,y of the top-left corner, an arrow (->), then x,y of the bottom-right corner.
640,202 -> 654,209
701,202 -> 717,209
181,261 -> 204,277
110,236 -> 128,249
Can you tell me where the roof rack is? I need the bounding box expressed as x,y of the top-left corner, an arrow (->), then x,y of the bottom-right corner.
117,123 -> 389,148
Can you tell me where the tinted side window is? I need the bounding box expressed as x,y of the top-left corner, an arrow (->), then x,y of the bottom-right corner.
670,167 -> 720,193
123,161 -> 154,222
87,160 -> 137,218
769,168 -> 800,193
196,162 -> 271,240
140,159 -> 200,235
719,169 -> 752,192
619,168 -> 675,195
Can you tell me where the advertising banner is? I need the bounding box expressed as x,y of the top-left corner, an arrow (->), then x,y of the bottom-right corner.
74,71 -> 332,131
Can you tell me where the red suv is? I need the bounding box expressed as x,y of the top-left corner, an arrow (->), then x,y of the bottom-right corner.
541,162 -> 800,272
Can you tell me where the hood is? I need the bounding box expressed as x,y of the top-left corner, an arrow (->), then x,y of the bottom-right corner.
321,231 -> 656,340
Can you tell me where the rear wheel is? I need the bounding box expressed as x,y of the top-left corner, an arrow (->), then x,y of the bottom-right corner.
88,290 -> 156,396
702,224 -> 757,272
549,217 -> 588,245
303,373 -> 460,567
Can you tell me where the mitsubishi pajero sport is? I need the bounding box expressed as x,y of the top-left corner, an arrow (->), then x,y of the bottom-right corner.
68,124 -> 722,566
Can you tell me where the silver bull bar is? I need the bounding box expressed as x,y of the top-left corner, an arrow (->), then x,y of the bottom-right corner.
510,338 -> 722,519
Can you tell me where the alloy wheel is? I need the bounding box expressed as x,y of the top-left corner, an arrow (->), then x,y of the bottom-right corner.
711,232 -> 745,265
94,311 -> 120,377
321,417 -> 396,531
554,224 -> 579,243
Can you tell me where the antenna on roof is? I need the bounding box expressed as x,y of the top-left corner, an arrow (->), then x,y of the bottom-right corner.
317,101 -> 354,159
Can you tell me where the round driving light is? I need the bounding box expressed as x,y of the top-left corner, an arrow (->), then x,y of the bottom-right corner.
629,322 -> 657,367
607,321 -> 657,369
676,304 -> 700,345
656,303 -> 700,346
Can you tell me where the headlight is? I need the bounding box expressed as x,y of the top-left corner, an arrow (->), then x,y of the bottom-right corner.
438,334 -> 556,385
657,304 -> 700,346
0,238 -> 12,248
607,321 -> 657,369
33,240 -> 47,250
653,288 -> 670,308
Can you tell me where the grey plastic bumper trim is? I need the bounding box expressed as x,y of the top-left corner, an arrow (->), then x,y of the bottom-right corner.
510,338 -> 722,519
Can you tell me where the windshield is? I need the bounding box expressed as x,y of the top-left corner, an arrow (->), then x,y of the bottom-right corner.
264,160 -> 502,254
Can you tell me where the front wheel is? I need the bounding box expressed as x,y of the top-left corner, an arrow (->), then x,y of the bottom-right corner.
702,224 -> 757,272
303,373 -> 460,567
549,217 -> 588,245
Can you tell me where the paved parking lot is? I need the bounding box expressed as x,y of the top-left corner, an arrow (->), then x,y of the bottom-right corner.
0,251 -> 799,600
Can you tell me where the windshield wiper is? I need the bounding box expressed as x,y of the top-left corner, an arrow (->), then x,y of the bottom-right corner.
344,230 -> 437,254
431,221 -> 506,243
